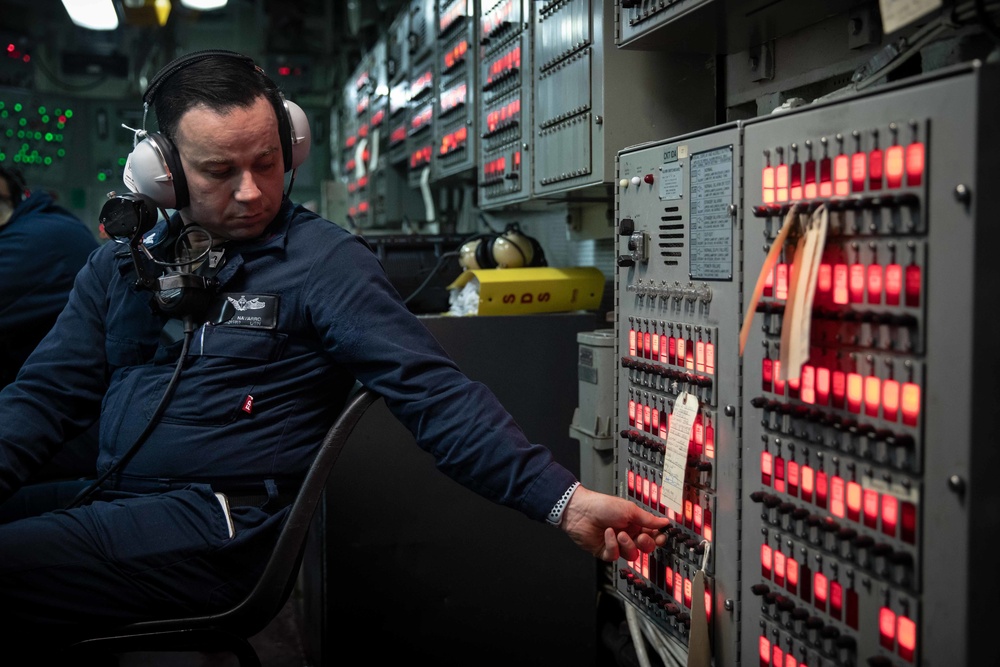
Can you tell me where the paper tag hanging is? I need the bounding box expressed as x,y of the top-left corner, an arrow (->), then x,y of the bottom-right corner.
687,541 -> 712,667
659,392 -> 699,515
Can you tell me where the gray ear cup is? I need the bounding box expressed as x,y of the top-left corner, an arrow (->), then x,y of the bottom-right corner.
123,133 -> 189,210
284,99 -> 312,170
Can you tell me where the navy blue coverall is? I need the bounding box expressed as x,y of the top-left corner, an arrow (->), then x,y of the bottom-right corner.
0,199 -> 577,638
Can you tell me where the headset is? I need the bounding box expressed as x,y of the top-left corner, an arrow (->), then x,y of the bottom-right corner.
458,223 -> 548,270
123,49 -> 312,210
0,165 -> 27,206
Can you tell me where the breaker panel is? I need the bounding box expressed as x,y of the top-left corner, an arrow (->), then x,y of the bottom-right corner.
533,0 -> 714,199
616,61 -> 1000,667
433,0 -> 478,180
477,0 -> 532,208
407,0 -> 437,189
740,62 -> 1000,667
614,125 -> 743,667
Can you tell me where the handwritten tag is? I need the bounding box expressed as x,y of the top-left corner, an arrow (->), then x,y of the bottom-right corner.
659,392 -> 699,514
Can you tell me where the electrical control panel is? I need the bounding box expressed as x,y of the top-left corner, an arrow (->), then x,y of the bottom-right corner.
433,0 -> 478,180
615,62 -> 1000,667
614,124 -> 743,667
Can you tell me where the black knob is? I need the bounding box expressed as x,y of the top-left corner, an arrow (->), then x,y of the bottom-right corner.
619,218 -> 635,235
617,255 -> 635,267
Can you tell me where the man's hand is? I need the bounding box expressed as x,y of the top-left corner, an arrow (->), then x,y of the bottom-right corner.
559,485 -> 669,562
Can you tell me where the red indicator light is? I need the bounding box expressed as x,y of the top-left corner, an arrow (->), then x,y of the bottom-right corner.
847,481 -> 862,521
819,157 -> 832,197
706,418 -> 715,459
706,342 -> 715,375
785,654 -> 798,667
684,576 -> 692,607
849,263 -> 865,303
772,645 -> 784,667
776,263 -> 789,300
816,366 -> 831,406
643,404 -> 651,432
830,580 -> 843,619
677,338 -> 686,368
831,475 -> 845,518
816,470 -> 828,509
763,265 -> 774,297
774,456 -> 785,493
883,379 -> 900,421
642,473 -> 650,504
668,335 -> 677,365
761,543 -> 773,578
906,142 -> 925,186
762,166 -> 775,203
817,263 -> 832,304
801,465 -> 814,502
704,507 -> 713,541
833,263 -> 849,305
790,162 -> 802,200
901,501 -> 917,544
905,263 -> 921,307
776,164 -> 789,202
636,331 -> 644,357
693,503 -> 703,533
685,338 -> 695,370
773,360 -> 785,396
831,370 -> 846,409
774,550 -> 786,586
659,334 -> 668,363
643,331 -> 651,359
759,636 -> 771,667
786,555 -> 799,592
834,154 -> 850,196
627,468 -> 635,496
864,375 -> 881,417
696,340 -> 705,373
762,356 -> 773,392
864,488 -> 879,528
674,572 -> 683,602
886,145 -> 904,188
847,372 -> 863,414
869,148 -> 883,190
804,160 -> 817,199
813,571 -> 828,611
867,263 -> 883,304
652,333 -> 660,359
629,328 -> 636,356
787,459 -> 800,497
880,607 -> 897,649
705,591 -> 712,622
851,152 -> 867,192
651,408 -> 659,434
882,494 -> 898,536
801,365 -> 815,405
762,449 -> 773,486
684,498 -> 694,526
650,482 -> 658,511
898,614 -> 917,661
847,587 -> 859,629
886,263 -> 902,305
901,382 -> 920,426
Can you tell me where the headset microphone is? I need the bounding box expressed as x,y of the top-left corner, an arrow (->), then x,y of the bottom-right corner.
100,192 -> 220,321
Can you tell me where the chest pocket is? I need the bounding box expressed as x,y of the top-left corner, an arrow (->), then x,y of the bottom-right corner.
157,325 -> 288,426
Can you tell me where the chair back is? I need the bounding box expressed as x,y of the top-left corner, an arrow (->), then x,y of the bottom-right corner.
70,383 -> 381,665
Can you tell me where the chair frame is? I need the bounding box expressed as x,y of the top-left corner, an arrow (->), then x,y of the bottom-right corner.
69,384 -> 380,666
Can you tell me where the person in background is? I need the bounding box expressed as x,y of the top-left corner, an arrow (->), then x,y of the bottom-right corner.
0,165 -> 100,488
0,51 -> 669,648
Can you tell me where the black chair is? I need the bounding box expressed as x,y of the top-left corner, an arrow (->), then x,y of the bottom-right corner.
69,384 -> 381,666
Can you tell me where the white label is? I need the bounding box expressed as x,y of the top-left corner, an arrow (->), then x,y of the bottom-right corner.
878,0 -> 942,33
659,161 -> 684,201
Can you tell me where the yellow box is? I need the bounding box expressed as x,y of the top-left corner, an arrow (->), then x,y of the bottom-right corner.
447,266 -> 605,316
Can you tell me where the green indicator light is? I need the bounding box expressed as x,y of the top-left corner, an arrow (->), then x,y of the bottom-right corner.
57,148 -> 66,157
0,153 -> 5,161
45,132 -> 53,141
1,110 -> 7,118
42,114 -> 50,123
98,172 -> 108,182
38,106 -> 46,114
57,122 -> 65,129
44,156 -> 52,165
34,131 -> 42,140
55,134 -> 63,142
16,130 -> 24,139
14,103 -> 22,112
118,157 -> 127,166
4,129 -> 12,138
65,109 -> 73,118
18,118 -> 26,126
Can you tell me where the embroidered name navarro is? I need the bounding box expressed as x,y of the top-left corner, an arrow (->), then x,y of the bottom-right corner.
213,293 -> 280,329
